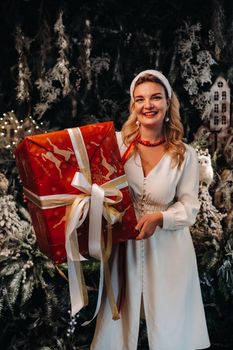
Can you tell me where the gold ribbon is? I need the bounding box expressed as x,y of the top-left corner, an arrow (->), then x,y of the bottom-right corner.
23,127 -> 128,322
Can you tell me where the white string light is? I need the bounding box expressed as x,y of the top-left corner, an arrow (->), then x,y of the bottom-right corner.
0,111 -> 44,150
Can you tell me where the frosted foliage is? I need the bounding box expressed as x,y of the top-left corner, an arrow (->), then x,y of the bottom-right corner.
0,173 -> 56,316
193,125 -> 212,150
214,169 -> 233,212
0,194 -> 31,246
191,185 -> 225,240
224,136 -> 233,165
191,148 -> 224,240
53,11 -> 71,96
83,19 -> 92,90
0,173 -> 31,247
91,54 -> 110,76
0,173 -> 9,194
208,30 -> 215,46
178,22 -> 216,119
34,74 -> 61,117
34,11 -> 71,118
0,195 -> 30,242
15,26 -> 32,102
214,170 -> 233,230
0,212 -> 55,315
225,209 -> 233,230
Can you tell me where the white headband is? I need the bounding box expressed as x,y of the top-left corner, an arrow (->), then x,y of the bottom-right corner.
130,69 -> 172,99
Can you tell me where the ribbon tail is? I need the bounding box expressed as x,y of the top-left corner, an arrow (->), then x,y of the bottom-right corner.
65,199 -> 90,317
103,256 -> 120,320
82,184 -> 105,325
117,242 -> 127,312
82,216 -> 120,325
102,209 -> 120,320
81,256 -> 105,326
67,230 -> 88,317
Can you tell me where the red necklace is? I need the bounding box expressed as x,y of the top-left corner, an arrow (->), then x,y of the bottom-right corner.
137,137 -> 166,147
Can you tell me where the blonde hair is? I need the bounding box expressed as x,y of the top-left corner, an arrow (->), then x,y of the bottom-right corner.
121,74 -> 185,168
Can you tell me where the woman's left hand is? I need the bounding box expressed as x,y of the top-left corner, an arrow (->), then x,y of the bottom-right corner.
135,212 -> 163,240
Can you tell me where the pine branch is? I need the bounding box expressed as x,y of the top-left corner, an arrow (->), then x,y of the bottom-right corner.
8,270 -> 24,306
20,277 -> 34,306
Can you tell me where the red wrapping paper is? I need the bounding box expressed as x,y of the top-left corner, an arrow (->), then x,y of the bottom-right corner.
14,121 -> 137,263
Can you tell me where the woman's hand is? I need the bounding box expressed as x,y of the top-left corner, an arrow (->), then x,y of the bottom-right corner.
135,212 -> 163,240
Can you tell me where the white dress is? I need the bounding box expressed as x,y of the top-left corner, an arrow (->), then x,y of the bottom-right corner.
91,132 -> 210,350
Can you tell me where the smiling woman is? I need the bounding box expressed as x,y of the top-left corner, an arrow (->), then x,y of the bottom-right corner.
133,81 -> 169,138
132,78 -> 172,180
91,70 -> 210,350
122,71 -> 186,169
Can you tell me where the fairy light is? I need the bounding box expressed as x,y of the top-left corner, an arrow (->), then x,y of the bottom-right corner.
0,111 -> 45,150
66,310 -> 80,337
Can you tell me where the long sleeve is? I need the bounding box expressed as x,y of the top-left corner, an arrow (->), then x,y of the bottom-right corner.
161,145 -> 200,231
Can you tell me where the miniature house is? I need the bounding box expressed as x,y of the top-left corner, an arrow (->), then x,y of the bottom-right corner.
214,169 -> 233,230
210,76 -> 231,133
207,75 -> 233,152
195,74 -> 233,154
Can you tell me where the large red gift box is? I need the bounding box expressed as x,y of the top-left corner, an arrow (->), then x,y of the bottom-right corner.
14,121 -> 137,264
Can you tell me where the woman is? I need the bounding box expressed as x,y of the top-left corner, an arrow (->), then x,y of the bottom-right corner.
91,70 -> 210,350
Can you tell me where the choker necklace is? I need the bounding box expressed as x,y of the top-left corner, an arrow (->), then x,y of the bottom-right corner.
137,137 -> 166,147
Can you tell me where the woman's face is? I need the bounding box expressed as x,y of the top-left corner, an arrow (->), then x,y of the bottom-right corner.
133,81 -> 170,130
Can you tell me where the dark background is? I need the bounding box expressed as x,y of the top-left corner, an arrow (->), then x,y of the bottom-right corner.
0,0 -> 232,134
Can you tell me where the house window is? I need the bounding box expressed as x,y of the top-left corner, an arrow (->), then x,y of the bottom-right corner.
214,91 -> 219,100
222,91 -> 227,100
222,115 -> 227,125
214,104 -> 219,112
214,115 -> 219,125
222,103 -> 227,112
218,81 -> 223,88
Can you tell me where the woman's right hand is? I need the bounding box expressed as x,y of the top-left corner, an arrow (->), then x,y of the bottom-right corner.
135,211 -> 163,240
